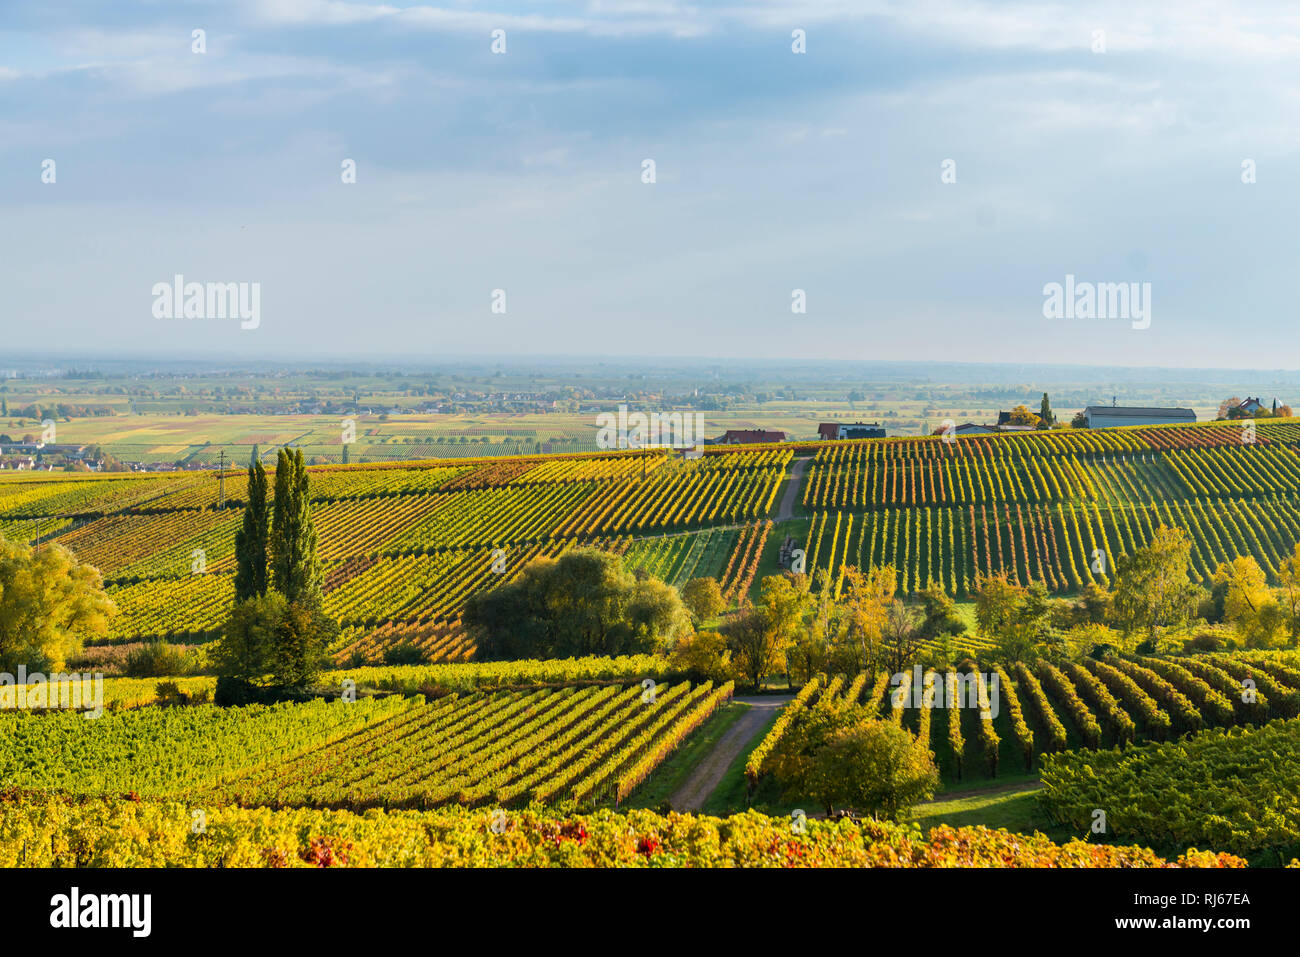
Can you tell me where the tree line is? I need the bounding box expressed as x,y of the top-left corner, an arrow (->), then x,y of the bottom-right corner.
213,448 -> 335,699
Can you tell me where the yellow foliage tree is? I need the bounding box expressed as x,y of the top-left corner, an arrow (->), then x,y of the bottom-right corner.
0,537 -> 115,672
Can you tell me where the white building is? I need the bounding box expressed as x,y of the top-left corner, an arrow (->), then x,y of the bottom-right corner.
1084,406 -> 1196,429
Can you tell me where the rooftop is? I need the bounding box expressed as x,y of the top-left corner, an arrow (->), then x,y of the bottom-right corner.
1084,406 -> 1195,416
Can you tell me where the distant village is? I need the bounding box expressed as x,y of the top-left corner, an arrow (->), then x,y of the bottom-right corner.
0,395 -> 1290,469
0,442 -> 184,473
707,395 -> 1292,446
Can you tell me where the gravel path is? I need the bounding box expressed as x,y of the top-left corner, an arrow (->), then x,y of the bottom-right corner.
775,458 -> 808,521
669,695 -> 793,812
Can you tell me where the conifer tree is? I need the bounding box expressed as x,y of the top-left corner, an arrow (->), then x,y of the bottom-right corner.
270,448 -> 322,606
232,458 -> 270,602
1039,393 -> 1054,428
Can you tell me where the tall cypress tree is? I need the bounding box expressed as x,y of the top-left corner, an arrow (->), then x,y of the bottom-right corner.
232,459 -> 270,602
270,447 -> 290,586
294,448 -> 323,606
270,448 -> 322,606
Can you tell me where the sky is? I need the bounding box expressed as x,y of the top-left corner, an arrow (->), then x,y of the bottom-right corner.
2,1 -> 1299,368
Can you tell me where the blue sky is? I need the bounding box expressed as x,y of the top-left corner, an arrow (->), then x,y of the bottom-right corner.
2,1 -> 1298,368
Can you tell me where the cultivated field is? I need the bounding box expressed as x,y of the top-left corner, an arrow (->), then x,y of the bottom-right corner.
5,419 -> 1300,661
4,416 -> 1300,872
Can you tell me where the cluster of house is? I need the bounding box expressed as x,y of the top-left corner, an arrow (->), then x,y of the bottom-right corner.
949,404 -> 1199,435
715,429 -> 789,444
711,403 -> 1217,445
712,422 -> 887,444
0,442 -> 201,472
816,422 -> 887,441
0,443 -> 86,470
7,398 -> 1276,467
1226,397 -> 1283,418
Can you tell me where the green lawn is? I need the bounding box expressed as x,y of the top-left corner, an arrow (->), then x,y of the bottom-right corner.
909,784 -> 1077,842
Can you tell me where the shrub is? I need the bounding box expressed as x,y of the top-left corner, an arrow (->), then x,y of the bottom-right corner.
154,680 -> 188,705
668,631 -> 734,683
770,703 -> 938,820
1184,625 -> 1234,654
382,642 -> 428,666
213,675 -> 261,706
680,577 -> 725,622
125,640 -> 193,678
815,718 -> 939,820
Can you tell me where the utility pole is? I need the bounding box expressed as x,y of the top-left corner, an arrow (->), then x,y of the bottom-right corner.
217,450 -> 225,508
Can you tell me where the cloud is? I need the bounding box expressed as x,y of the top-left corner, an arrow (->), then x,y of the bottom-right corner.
3,0 -> 1300,368
250,0 -> 711,37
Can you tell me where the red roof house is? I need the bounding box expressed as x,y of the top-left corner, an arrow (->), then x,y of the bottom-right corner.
718,429 -> 786,444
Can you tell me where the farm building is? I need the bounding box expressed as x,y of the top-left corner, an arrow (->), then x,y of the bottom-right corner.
716,429 -> 786,445
1084,406 -> 1196,429
817,422 -> 886,440
1231,397 -> 1285,416
1238,397 -> 1267,414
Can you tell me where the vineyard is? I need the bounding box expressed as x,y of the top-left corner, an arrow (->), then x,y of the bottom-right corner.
0,791 -> 1239,868
0,697 -> 405,796
0,448 -> 788,658
802,495 -> 1300,596
794,418 -> 1300,595
1040,718 -> 1300,861
745,650 -> 1300,791
0,679 -> 732,810
205,680 -> 734,809
0,654 -> 681,714
10,419 -> 1300,660
5,421 -> 1300,874
802,422 -> 1300,509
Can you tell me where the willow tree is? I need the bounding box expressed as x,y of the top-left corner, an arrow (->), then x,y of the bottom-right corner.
1110,526 -> 1200,649
0,537 -> 115,672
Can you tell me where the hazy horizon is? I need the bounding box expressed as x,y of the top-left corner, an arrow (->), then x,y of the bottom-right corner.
11,351 -> 1300,388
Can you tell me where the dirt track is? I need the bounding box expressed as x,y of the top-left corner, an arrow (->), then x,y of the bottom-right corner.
775,459 -> 808,520
669,695 -> 793,812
